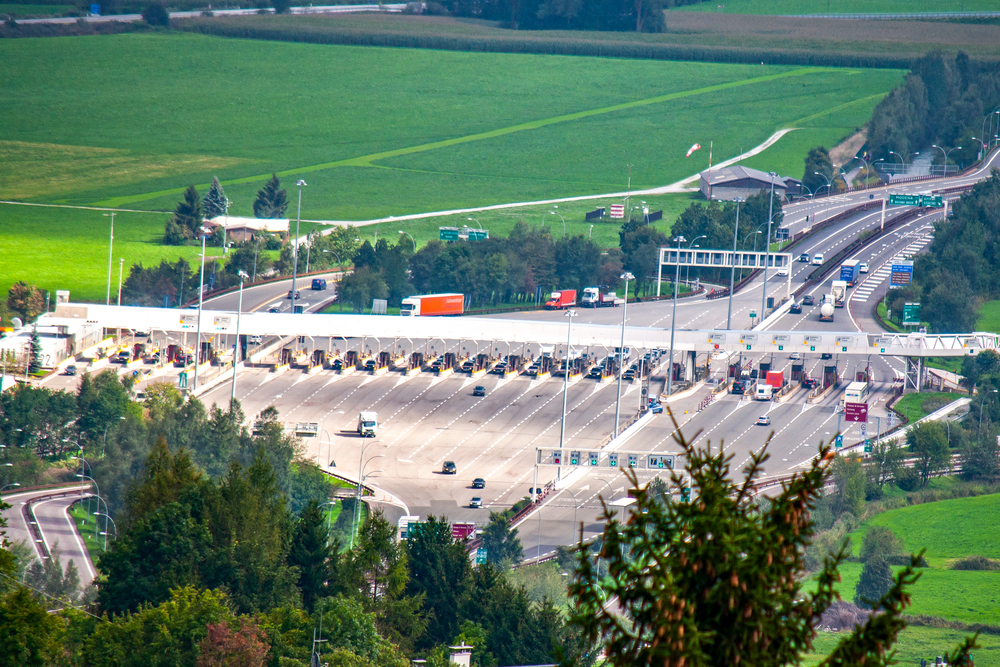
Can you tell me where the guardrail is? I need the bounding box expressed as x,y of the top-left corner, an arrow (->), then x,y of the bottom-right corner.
787,11 -> 1000,19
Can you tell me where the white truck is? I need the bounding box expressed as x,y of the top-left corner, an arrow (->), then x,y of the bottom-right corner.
755,384 -> 774,401
819,294 -> 835,322
358,411 -> 378,437
581,286 -> 625,308
831,280 -> 847,308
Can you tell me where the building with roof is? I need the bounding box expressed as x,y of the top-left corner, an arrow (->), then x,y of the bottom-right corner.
204,216 -> 289,243
0,318 -> 101,370
699,166 -> 789,201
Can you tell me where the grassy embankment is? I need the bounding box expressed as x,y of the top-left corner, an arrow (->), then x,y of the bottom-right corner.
1,32 -> 900,299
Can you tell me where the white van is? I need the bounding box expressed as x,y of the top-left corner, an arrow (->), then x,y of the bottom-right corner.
755,384 -> 773,401
358,411 -> 378,437
812,254 -> 824,265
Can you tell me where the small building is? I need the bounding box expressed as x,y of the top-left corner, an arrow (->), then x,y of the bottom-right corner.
204,216 -> 289,243
0,318 -> 102,370
700,166 -> 788,201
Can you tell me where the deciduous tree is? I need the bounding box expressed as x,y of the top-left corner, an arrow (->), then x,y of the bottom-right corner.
479,510 -> 523,568
907,421 -> 951,487
6,281 -> 44,322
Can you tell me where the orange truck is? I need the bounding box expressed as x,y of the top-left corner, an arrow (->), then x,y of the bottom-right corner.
400,293 -> 464,317
544,289 -> 577,310
766,370 -> 785,390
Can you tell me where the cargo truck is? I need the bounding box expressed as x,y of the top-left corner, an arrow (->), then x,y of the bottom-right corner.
400,293 -> 464,317
357,411 -> 378,437
840,260 -> 861,287
765,370 -> 785,390
831,280 -> 847,308
755,384 -> 774,401
581,286 -> 625,307
544,289 -> 577,310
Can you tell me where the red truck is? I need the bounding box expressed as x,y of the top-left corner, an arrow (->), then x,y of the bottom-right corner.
400,293 -> 464,317
544,289 -> 577,310
765,370 -> 786,390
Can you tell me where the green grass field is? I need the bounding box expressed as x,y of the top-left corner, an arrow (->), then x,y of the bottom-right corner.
673,0 -> 1000,13
0,32 -> 902,299
0,3 -> 74,16
977,300 -> 1000,332
804,626 -> 1000,667
69,499 -> 108,564
892,392 -> 962,422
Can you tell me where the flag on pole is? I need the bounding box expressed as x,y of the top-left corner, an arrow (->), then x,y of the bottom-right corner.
686,143 -> 701,158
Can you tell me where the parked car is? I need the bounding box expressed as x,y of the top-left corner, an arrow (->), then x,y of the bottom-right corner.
473,386 -> 486,397
859,262 -> 869,274
469,497 -> 483,509
801,295 -> 815,306
442,461 -> 457,474
756,415 -> 771,426
789,303 -> 802,314
472,478 -> 486,489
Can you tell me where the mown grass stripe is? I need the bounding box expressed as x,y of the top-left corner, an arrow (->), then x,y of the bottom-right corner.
94,66 -> 849,207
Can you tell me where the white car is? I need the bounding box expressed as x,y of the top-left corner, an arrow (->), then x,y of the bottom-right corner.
756,416 -> 771,426
789,352 -> 801,360
813,254 -> 824,265
859,262 -> 869,274
776,267 -> 789,277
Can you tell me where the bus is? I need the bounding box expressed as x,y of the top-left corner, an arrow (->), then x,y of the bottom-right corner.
841,381 -> 870,408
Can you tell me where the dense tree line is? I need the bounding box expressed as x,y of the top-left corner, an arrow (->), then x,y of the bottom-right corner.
891,170 -> 1000,333
436,0 -> 666,32
867,52 -> 1000,171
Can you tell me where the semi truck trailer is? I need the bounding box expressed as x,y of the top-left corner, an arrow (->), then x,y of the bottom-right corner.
400,293 -> 464,317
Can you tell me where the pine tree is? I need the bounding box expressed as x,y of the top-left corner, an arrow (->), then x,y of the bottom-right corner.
288,499 -> 332,612
202,177 -> 228,222
171,185 -> 203,239
28,325 -> 42,374
854,554 -> 895,609
253,174 -> 288,219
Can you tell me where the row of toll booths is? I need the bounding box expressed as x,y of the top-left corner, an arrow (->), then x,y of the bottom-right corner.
728,358 -> 840,394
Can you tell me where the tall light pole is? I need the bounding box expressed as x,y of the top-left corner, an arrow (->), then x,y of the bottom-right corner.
230,270 -> 248,408
117,258 -> 124,306
667,236 -> 685,396
564,487 -> 580,545
813,171 -> 831,196
291,180 -> 307,312
467,217 -> 484,231
550,210 -> 565,236
978,388 -> 998,444
193,227 -> 208,393
558,309 -> 577,480
104,212 -> 115,305
101,416 -> 125,458
760,173 -> 777,320
728,199 -> 742,329
685,235 -> 706,286
931,144 -> 961,177
398,230 -> 416,251
351,455 -> 384,550
613,273 -> 634,437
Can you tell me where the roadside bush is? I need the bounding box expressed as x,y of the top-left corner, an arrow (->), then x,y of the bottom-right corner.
895,466 -> 920,491
952,555 -> 1000,571
819,601 -> 870,631
401,2 -> 423,14
272,0 -> 290,14
141,2 -> 168,26
425,1 -> 449,14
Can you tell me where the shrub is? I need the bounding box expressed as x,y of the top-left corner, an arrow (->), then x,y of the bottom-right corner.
952,555 -> 1000,571
141,2 -> 168,26
401,2 -> 423,14
895,466 -> 920,491
820,601 -> 870,631
425,1 -> 449,15
272,0 -> 290,14
859,525 -> 904,562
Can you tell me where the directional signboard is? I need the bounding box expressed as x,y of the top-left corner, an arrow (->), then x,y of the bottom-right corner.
467,229 -> 489,241
903,302 -> 921,326
845,402 -> 868,423
891,261 -> 914,286
888,193 -> 943,207
537,448 -> 675,470
439,227 -> 461,241
452,523 -> 476,540
476,548 -> 488,565
178,371 -> 188,389
835,434 -> 844,448
864,439 -> 873,453
922,195 -> 944,208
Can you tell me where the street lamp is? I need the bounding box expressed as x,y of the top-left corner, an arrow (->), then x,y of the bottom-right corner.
398,230 -> 416,252
813,171 -> 832,196
558,309 -> 577,480
94,511 -> 117,551
760,172 -> 777,321
104,212 -> 115,305
550,210 -> 565,236
888,150 -> 905,166
230,270 -> 249,407
931,145 -> 961,177
291,180 -> 307,313
101,416 -> 126,458
685,235 -> 706,286
613,273 -> 634,437
1,482 -> 20,493
564,487 -> 580,546
467,217 -> 484,231
193,226 -> 210,392
667,236 -> 685,396
594,477 -> 614,502
728,199 -> 743,329
351,461 -> 384,550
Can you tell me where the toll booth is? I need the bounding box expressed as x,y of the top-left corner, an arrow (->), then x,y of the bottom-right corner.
729,363 -> 740,379
442,352 -> 456,370
408,352 -> 423,370
199,340 -> 213,365
344,350 -> 358,368
375,350 -> 389,369
791,362 -> 804,383
279,348 -> 294,366
538,356 -> 553,374
566,357 -> 583,376
602,357 -> 618,380
311,349 -> 325,367
823,365 -> 839,389
759,361 -> 771,376
475,353 -> 490,371
855,370 -> 869,383
508,355 -> 523,372
671,362 -> 682,383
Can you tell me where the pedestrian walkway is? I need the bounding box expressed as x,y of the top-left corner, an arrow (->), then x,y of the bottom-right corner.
851,234 -> 934,304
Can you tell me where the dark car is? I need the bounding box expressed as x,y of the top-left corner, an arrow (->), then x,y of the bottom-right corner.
789,303 -> 802,314
801,295 -> 815,306
799,253 -> 810,262
287,290 -> 300,300
442,461 -> 457,474
331,359 -> 344,370
311,278 -> 327,291
111,352 -> 131,364
364,359 -> 377,371
472,477 -> 486,489
268,303 -> 282,313
64,364 -> 77,376
821,353 -> 833,360
473,386 -> 486,397
462,360 -> 475,371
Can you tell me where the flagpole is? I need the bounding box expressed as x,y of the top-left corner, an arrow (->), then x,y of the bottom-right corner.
708,140 -> 714,200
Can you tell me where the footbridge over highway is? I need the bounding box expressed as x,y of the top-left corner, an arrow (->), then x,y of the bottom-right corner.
49,303 -> 999,359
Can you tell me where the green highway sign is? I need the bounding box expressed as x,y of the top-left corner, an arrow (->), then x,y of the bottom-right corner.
439,227 -> 460,241
467,229 -> 489,241
476,548 -> 487,565
903,302 -> 921,326
888,193 -> 921,206
922,195 -> 943,208
864,439 -> 872,453
178,371 -> 188,389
